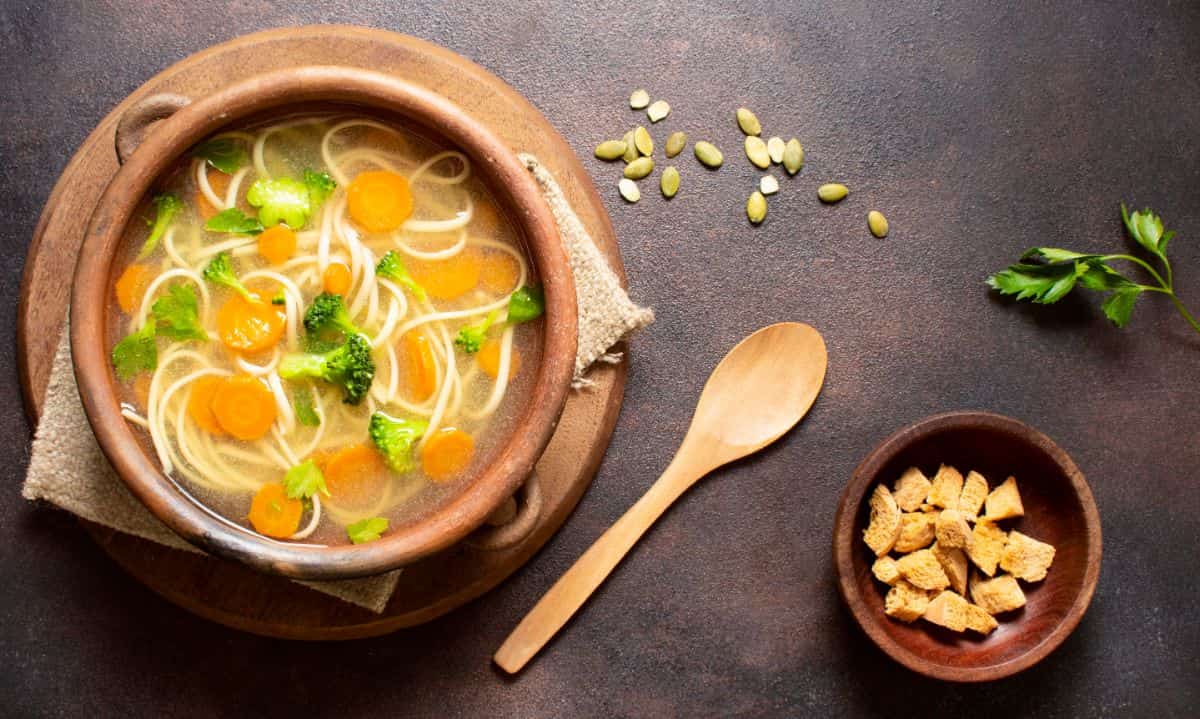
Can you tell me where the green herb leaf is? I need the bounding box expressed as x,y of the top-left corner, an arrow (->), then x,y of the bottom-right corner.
347,516 -> 389,544
507,285 -> 545,323
112,319 -> 157,380
1121,204 -> 1167,258
192,137 -> 247,174
1101,287 -> 1143,327
247,176 -> 310,228
304,169 -> 336,207
151,284 -> 207,340
1021,247 -> 1102,263
1077,262 -> 1135,291
283,459 -> 329,499
137,193 -> 183,259
985,262 -> 1087,304
293,387 -> 320,427
205,207 -> 263,235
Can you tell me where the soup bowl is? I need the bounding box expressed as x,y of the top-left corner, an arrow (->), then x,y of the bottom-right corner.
71,66 -> 578,580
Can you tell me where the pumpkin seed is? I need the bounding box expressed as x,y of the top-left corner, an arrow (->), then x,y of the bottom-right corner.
665,131 -> 687,158
647,100 -> 671,122
619,178 -> 641,202
783,139 -> 804,175
622,130 -> 638,163
694,141 -> 723,168
818,183 -> 849,203
629,89 -> 650,109
595,140 -> 627,161
634,126 -> 654,156
624,156 -> 654,179
736,107 -> 762,136
747,191 -> 767,224
661,166 -> 680,198
767,137 -> 785,164
744,136 -> 770,169
868,210 -> 889,238
760,175 -> 780,195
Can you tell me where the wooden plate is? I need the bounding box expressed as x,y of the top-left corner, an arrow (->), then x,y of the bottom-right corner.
17,26 -> 628,640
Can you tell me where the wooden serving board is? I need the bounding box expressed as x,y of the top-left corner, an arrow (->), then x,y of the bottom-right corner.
17,26 -> 628,640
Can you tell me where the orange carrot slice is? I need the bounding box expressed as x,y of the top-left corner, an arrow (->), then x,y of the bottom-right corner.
248,483 -> 302,538
403,331 -> 438,402
115,264 -> 152,314
187,375 -> 226,436
476,338 -> 520,380
347,170 -> 413,232
257,225 -> 297,265
323,444 -> 388,507
195,167 -> 232,221
210,375 -> 277,440
409,251 -> 482,300
322,262 -> 352,295
422,428 -> 474,482
216,293 -> 286,354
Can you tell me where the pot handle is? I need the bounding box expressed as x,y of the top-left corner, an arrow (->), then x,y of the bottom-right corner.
114,93 -> 191,165
467,472 -> 544,551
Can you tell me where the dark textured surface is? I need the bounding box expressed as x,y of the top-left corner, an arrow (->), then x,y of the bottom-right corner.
2,1 -> 1199,716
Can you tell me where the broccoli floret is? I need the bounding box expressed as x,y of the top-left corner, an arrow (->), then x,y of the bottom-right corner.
278,334 -> 376,404
202,251 -> 255,301
454,310 -> 500,354
303,292 -> 365,337
375,250 -> 427,302
367,412 -> 428,473
137,193 -> 183,259
304,169 -> 336,207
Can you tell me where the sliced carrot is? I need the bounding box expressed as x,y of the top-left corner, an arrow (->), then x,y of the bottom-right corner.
347,170 -> 413,232
476,338 -> 520,380
195,167 -> 232,221
115,264 -> 152,314
408,250 -> 482,300
479,251 -> 520,294
322,262 -> 352,295
248,482 -> 302,538
216,293 -> 286,354
421,428 -> 474,482
187,375 -> 226,436
210,375 -> 277,440
402,330 -> 438,402
257,225 -> 297,265
323,444 -> 388,507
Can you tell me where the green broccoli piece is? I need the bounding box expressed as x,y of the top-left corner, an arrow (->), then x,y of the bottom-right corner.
507,285 -> 545,323
278,334 -> 376,405
247,176 -> 310,228
137,193 -> 183,259
304,169 -> 336,207
303,292 -> 366,337
201,251 -> 255,301
454,310 -> 500,354
375,250 -> 427,302
367,412 -> 429,473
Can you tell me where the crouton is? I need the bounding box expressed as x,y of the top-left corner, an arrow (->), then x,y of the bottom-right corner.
923,590 -> 970,632
872,556 -> 901,585
1000,530 -> 1056,582
892,467 -> 932,512
958,470 -> 989,521
863,484 -> 903,556
935,509 -> 973,550
884,580 -> 931,623
894,512 -> 937,553
896,548 -> 951,591
966,519 -> 1007,577
965,603 -> 999,635
932,542 -> 969,595
927,464 -> 964,509
984,476 -> 1024,521
970,573 -> 1026,615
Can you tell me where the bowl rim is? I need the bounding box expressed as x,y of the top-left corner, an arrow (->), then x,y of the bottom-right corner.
70,65 -> 578,580
831,410 -> 1102,682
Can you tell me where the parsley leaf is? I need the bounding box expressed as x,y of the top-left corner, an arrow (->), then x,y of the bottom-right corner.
293,387 -> 320,427
111,320 -> 157,380
985,261 -> 1087,304
151,284 -> 207,340
347,517 -> 388,544
1101,287 -> 1143,327
192,137 -> 247,175
283,459 -> 329,500
205,207 -> 263,235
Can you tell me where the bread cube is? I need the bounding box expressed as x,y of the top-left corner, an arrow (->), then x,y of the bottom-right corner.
935,509 -> 973,550
896,548 -> 951,591
863,484 -> 902,556
932,542 -> 968,595
966,519 -> 1007,577
965,603 -> 999,635
892,467 -> 932,512
1000,530 -> 1056,582
884,580 -> 931,623
872,556 -> 901,585
958,470 -> 989,521
984,476 -> 1024,521
927,464 -> 964,509
894,512 -> 937,553
970,573 -> 1026,615
923,590 -> 970,632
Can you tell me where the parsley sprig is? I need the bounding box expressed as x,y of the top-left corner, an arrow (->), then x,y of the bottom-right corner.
987,205 -> 1199,335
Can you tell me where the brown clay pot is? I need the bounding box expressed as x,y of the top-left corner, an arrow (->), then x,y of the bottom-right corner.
71,66 -> 578,580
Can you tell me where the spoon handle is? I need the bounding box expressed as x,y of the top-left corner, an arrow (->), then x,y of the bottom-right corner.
494,454 -> 702,673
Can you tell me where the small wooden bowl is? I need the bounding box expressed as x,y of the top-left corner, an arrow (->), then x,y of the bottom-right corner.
832,411 -> 1102,682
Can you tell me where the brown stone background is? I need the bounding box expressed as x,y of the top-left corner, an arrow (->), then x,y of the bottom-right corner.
2,1 -> 1199,717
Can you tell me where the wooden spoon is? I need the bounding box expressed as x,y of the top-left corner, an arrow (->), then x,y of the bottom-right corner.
494,322 -> 828,673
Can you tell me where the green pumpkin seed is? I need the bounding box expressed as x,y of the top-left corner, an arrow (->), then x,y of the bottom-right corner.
868,210 -> 889,238
694,141 -> 723,168
624,156 -> 654,179
818,183 -> 849,203
760,175 -> 779,195
767,137 -> 785,164
594,140 -> 627,161
634,126 -> 654,156
744,136 -> 770,169
661,166 -> 680,198
629,89 -> 650,109
647,100 -> 671,122
736,107 -> 762,136
783,139 -> 804,175
622,130 -> 638,163
665,131 -> 687,158
618,178 -> 641,202
747,191 -> 767,224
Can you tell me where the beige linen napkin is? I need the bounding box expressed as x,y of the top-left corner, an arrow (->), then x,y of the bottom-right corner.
23,156 -> 653,613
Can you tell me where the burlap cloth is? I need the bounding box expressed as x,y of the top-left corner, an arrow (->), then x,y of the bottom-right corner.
22,156 -> 653,613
